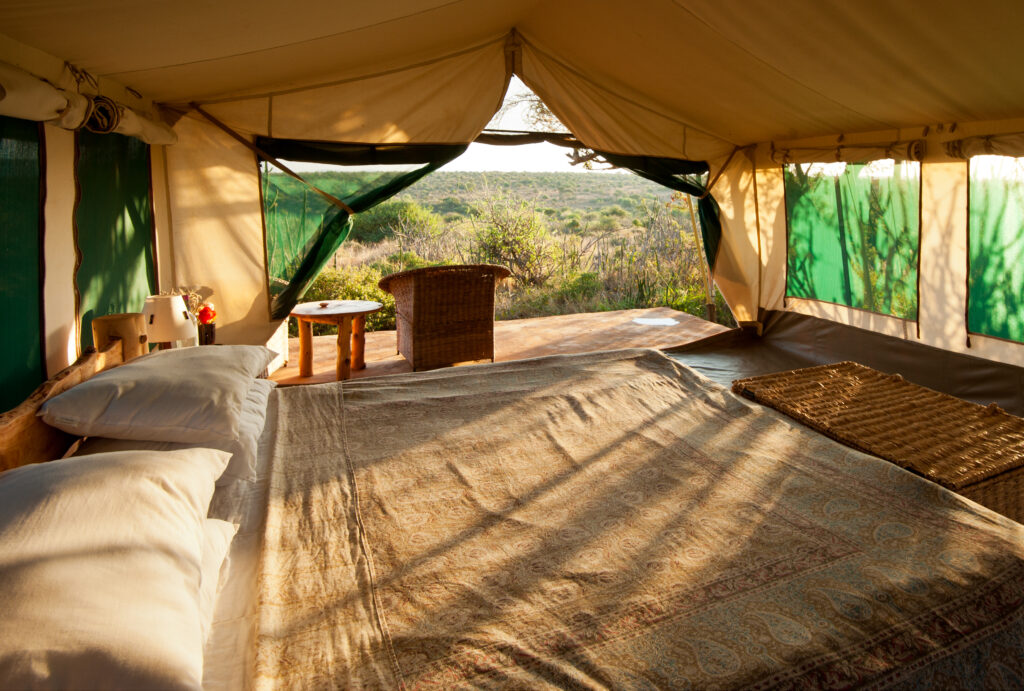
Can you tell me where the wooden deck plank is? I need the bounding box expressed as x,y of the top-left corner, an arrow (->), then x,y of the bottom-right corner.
271,307 -> 728,386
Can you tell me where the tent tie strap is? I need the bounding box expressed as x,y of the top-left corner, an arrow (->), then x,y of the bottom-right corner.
702,145 -> 744,198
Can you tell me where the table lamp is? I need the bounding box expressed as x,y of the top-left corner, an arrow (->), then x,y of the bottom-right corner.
142,295 -> 197,349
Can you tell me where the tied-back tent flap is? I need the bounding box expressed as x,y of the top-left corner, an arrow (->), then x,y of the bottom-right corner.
254,139 -> 468,319
4,0 -> 1024,383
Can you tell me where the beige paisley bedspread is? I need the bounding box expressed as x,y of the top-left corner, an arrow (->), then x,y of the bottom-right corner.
255,349 -> 1024,689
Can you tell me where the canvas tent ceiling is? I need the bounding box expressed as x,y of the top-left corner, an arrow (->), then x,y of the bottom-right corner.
4,0 -> 1024,159
4,0 -> 1024,370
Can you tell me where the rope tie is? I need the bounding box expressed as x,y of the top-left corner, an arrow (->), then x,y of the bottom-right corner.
84,95 -> 121,133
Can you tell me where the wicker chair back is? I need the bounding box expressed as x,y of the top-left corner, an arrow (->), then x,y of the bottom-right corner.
378,264 -> 511,371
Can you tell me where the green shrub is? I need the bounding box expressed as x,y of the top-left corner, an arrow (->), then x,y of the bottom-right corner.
471,196 -> 555,286
556,272 -> 601,301
350,200 -> 440,243
432,196 -> 471,216
371,251 -> 446,277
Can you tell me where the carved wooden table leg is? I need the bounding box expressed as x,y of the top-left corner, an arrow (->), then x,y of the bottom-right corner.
298,318 -> 313,377
336,316 -> 353,381
352,315 -> 367,370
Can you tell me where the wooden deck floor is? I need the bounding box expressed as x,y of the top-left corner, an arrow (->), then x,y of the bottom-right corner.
271,306 -> 729,386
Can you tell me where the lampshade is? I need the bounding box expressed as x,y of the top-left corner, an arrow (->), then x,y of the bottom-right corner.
142,295 -> 196,346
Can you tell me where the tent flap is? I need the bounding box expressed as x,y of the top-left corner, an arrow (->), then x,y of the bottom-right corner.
946,133 -> 1024,159
517,38 -> 736,161
199,39 -> 509,144
772,141 -> 926,164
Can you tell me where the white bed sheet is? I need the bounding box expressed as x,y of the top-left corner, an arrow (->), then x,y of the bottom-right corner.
201,389 -> 278,691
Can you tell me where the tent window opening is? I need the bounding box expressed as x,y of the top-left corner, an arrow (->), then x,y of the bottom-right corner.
783,160 -> 920,320
256,139 -> 466,319
261,160 -> 419,297
968,155 -> 1024,343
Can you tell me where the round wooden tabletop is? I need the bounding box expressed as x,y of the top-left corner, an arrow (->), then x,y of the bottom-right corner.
290,299 -> 382,320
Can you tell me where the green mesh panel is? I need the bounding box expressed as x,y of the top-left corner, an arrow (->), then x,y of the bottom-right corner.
784,161 -> 920,319
968,156 -> 1024,342
260,148 -> 465,319
0,116 -> 43,411
262,165 -> 409,297
258,141 -> 466,318
75,131 -> 155,349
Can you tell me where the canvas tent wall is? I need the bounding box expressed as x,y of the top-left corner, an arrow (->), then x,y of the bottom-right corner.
2,0 -> 1024,399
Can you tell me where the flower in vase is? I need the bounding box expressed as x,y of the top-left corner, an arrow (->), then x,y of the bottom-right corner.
197,303 -> 217,325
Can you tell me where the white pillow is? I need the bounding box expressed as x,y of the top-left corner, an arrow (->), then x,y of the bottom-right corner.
40,345 -> 275,444
0,448 -> 230,690
74,378 -> 276,484
199,519 -> 238,643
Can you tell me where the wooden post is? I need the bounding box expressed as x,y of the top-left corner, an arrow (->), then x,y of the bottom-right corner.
336,316 -> 352,381
91,313 -> 148,360
684,195 -> 716,322
298,318 -> 313,377
352,315 -> 366,370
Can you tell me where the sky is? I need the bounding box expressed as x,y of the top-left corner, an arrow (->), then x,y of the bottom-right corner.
443,140 -> 581,172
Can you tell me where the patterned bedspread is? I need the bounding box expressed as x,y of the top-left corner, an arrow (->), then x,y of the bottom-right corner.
254,349 -> 1024,689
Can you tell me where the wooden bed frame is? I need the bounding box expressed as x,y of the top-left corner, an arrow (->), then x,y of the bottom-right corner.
0,340 -> 124,472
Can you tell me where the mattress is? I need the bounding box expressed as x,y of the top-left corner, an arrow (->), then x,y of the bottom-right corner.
202,391 -> 278,691
247,348 -> 1024,689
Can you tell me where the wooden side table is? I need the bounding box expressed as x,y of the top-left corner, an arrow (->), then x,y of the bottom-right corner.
289,300 -> 382,381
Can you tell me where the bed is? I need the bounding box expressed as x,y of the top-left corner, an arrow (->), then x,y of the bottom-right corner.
2,345 -> 1023,689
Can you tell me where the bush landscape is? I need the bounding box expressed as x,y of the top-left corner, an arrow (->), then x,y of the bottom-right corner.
264,169 -> 734,335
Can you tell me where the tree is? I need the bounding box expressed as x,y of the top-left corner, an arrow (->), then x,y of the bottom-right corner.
489,80 -> 612,170
492,86 -> 567,133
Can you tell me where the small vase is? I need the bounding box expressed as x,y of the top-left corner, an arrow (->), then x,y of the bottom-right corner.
198,323 -> 216,345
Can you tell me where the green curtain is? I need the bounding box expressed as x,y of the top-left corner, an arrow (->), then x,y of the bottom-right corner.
784,161 -> 920,320
256,139 -> 466,319
0,116 -> 44,411
75,131 -> 155,348
968,156 -> 1024,342
575,151 -> 721,271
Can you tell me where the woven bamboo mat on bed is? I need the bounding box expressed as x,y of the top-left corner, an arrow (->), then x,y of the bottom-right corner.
732,361 -> 1024,491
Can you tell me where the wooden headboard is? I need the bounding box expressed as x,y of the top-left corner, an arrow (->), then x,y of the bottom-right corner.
0,340 -> 125,472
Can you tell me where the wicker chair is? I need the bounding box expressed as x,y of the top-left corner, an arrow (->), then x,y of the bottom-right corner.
378,264 -> 511,371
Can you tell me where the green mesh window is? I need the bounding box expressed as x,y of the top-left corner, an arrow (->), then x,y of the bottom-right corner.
256,140 -> 465,318
75,131 -> 155,349
0,116 -> 44,411
968,156 -> 1024,343
261,162 -> 418,299
784,160 -> 920,319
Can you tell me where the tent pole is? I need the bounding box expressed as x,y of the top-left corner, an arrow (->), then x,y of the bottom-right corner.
685,193 -> 715,322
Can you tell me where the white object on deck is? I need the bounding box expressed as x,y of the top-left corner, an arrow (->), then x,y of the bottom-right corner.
632,317 -> 679,326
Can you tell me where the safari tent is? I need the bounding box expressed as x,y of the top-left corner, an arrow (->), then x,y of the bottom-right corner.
3,0 -> 1024,400
9,3 -> 1024,689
